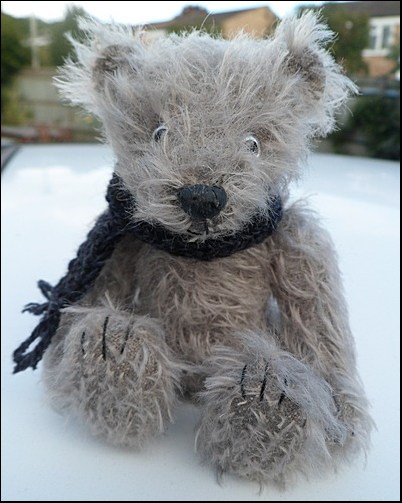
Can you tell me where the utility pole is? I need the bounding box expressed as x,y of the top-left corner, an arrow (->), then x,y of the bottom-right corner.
29,14 -> 40,69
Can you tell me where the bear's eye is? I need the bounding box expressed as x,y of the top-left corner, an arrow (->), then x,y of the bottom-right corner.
153,125 -> 168,142
245,135 -> 260,157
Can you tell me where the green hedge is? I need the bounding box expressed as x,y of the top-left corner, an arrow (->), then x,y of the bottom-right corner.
331,94 -> 400,161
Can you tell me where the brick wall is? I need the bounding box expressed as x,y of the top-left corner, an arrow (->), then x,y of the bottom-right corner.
365,56 -> 397,77
221,8 -> 277,39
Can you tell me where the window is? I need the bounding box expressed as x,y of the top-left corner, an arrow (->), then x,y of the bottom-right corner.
369,26 -> 378,49
365,18 -> 399,55
381,25 -> 393,49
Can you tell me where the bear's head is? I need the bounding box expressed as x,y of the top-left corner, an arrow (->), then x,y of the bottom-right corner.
57,12 -> 356,240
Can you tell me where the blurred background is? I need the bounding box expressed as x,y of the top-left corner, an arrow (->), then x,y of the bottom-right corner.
1,1 -> 400,160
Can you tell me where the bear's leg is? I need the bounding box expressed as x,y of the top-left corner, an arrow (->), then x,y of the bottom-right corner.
267,205 -> 373,465
196,332 -> 347,488
43,305 -> 182,448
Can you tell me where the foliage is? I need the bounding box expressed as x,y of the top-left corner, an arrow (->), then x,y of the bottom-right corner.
1,13 -> 31,114
48,5 -> 87,66
1,13 -> 30,88
166,21 -> 222,36
165,5 -> 222,36
298,4 -> 370,75
1,86 -> 33,125
323,4 -> 370,75
331,94 -> 400,160
388,43 -> 400,76
1,6 -> 87,72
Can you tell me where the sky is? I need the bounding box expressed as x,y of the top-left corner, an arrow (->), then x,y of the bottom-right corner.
1,1 -> 328,24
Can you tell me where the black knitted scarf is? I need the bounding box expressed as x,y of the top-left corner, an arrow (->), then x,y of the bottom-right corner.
13,173 -> 282,373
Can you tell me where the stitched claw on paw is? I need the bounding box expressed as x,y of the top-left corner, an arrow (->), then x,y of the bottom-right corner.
44,309 -> 181,447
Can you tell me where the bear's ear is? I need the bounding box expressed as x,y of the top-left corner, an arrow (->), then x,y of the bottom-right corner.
55,17 -> 145,115
273,11 -> 332,100
92,44 -> 135,92
272,11 -> 357,134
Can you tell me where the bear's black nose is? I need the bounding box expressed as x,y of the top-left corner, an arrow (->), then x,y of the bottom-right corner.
178,184 -> 227,220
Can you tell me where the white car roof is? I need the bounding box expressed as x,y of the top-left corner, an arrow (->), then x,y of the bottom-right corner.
1,144 -> 400,501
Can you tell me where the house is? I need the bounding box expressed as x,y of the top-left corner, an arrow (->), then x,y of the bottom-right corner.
144,5 -> 278,40
146,2 -> 399,78
326,1 -> 400,77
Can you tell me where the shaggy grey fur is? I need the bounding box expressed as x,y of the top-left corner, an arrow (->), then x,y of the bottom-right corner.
44,12 -> 373,487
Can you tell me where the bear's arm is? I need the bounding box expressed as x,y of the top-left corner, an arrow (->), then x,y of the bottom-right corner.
266,202 -> 356,377
82,233 -> 144,308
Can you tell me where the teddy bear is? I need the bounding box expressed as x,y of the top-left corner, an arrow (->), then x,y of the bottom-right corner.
13,12 -> 373,488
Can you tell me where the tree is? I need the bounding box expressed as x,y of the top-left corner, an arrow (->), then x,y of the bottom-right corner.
323,5 -> 369,75
388,43 -> 400,77
1,13 -> 30,88
331,95 -> 400,160
48,5 -> 87,67
298,4 -> 370,76
1,13 -> 30,113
